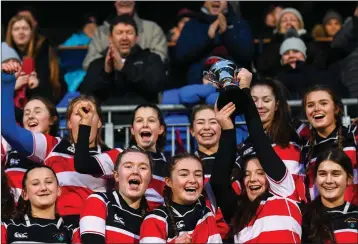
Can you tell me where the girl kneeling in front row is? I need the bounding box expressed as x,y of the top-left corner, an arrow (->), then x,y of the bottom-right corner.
140,153 -> 222,243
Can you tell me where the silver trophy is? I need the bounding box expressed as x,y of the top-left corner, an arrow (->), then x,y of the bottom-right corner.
203,58 -> 245,115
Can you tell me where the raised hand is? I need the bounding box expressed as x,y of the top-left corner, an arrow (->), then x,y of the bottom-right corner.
28,71 -> 39,89
15,72 -> 30,91
218,13 -> 227,34
2,60 -> 22,79
77,102 -> 95,126
215,101 -> 236,130
104,46 -> 114,73
208,19 -> 220,39
236,68 -> 252,89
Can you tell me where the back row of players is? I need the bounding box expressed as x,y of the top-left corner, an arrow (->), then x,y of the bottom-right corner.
1,63 -> 357,243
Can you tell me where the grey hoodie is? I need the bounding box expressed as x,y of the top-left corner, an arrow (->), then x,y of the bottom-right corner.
82,13 -> 168,70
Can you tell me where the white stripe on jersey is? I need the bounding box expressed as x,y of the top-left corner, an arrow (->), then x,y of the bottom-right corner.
80,216 -> 106,236
144,188 -> 164,203
140,237 -> 166,243
235,215 -> 302,243
207,233 -> 223,243
267,170 -> 295,198
334,229 -> 358,234
56,171 -> 106,191
106,226 -> 140,239
93,153 -> 115,176
47,152 -> 73,159
282,160 -> 305,174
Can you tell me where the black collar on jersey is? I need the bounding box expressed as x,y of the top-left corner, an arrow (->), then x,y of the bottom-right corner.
315,127 -> 339,144
195,150 -> 217,159
111,190 -> 145,217
324,201 -> 351,214
24,214 -> 63,229
168,199 -> 205,217
130,145 -> 166,161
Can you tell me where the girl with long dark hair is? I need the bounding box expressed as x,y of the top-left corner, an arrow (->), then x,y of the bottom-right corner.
302,148 -> 357,243
79,148 -> 152,244
302,85 -> 357,204
238,78 -> 306,202
1,165 -> 79,243
210,69 -> 302,243
1,66 -> 121,226
140,153 -> 222,243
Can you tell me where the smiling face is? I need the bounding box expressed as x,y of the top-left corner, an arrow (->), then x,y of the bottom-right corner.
203,0 -> 227,16
11,19 -> 32,47
305,90 -> 338,137
324,18 -> 342,37
165,158 -> 204,205
131,107 -> 164,152
191,109 -> 221,151
243,158 -> 268,201
115,151 -> 152,204
279,12 -> 301,33
23,99 -> 53,134
22,167 -> 61,210
251,85 -> 278,130
110,22 -> 137,57
316,160 -> 351,207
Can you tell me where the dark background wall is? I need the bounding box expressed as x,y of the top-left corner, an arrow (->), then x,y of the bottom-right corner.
2,1 -> 357,45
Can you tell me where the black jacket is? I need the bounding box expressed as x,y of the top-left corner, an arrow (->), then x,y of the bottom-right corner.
80,45 -> 167,106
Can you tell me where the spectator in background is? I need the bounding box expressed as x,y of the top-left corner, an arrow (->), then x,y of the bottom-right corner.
173,0 -> 254,86
82,0 -> 167,70
253,4 -> 283,39
16,6 -> 39,30
62,14 -> 98,46
312,10 -> 342,39
80,15 -> 166,108
331,5 -> 358,107
6,15 -> 65,104
167,8 -> 193,43
256,7 -> 325,78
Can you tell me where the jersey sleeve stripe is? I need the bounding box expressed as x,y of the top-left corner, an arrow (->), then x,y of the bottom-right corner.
80,216 -> 106,236
140,237 -> 166,243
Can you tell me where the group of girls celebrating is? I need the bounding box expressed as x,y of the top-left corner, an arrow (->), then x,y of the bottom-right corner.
2,61 -> 357,243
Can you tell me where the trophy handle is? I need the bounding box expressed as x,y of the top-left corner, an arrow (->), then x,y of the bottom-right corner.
203,71 -> 221,87
234,68 -> 242,85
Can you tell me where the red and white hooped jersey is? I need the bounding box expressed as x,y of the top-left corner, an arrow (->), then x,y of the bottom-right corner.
234,170 -> 302,243
302,125 -> 358,204
28,133 -> 121,216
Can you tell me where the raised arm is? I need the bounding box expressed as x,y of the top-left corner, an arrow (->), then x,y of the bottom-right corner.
1,70 -> 33,156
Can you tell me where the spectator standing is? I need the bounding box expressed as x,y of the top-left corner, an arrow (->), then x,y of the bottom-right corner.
82,0 -> 167,70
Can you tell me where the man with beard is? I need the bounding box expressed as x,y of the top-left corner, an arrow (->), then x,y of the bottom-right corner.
80,15 -> 166,115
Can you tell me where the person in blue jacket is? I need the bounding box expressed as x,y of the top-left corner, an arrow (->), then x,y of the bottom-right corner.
174,0 -> 254,85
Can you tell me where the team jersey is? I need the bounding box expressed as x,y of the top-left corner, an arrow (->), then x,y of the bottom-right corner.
1,214 -> 80,244
2,137 -> 42,202
195,150 -> 231,239
237,129 -> 307,203
302,125 -> 358,204
80,190 -> 146,244
328,202 -> 358,243
28,133 -> 121,216
140,199 -> 222,243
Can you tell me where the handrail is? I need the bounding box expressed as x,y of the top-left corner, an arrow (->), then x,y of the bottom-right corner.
56,98 -> 358,113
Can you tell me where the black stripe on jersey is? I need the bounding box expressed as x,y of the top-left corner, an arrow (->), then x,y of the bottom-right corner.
326,202 -> 358,232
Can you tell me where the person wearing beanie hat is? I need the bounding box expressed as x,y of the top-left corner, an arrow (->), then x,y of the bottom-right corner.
277,7 -> 305,35
280,37 -> 307,69
1,42 -> 21,63
323,10 -> 342,37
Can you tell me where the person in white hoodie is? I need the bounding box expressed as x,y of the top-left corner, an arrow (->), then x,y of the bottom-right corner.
82,0 -> 167,70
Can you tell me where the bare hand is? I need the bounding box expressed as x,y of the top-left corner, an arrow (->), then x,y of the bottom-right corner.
77,102 -> 95,126
175,233 -> 192,244
15,72 -> 29,91
218,13 -> 227,34
28,71 -> 39,89
2,60 -> 22,78
104,47 -> 114,73
111,45 -> 124,71
215,102 -> 236,130
208,19 -> 220,39
236,68 -> 252,89
352,117 -> 358,125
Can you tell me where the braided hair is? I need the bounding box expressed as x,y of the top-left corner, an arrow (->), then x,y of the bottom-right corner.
163,153 -> 205,237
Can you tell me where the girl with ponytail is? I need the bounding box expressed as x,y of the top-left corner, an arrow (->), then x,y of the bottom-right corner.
302,85 -> 358,204
302,148 -> 357,243
140,153 -> 222,243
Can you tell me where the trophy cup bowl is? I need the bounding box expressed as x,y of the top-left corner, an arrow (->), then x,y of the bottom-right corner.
203,59 -> 246,116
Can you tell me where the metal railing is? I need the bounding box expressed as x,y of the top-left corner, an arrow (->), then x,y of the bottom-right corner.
57,99 -> 358,154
